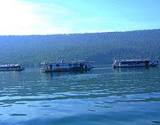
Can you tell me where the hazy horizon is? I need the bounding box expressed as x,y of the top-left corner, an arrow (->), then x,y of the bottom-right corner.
0,28 -> 159,36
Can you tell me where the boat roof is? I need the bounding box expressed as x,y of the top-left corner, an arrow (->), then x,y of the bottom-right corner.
115,59 -> 150,62
41,60 -> 94,65
0,64 -> 21,67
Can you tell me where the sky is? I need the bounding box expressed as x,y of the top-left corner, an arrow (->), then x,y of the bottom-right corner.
0,0 -> 160,35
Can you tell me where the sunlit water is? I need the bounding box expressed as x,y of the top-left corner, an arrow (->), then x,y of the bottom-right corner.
0,66 -> 160,125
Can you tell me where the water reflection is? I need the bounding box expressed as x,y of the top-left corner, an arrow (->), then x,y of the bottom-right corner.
41,71 -> 87,80
0,66 -> 159,125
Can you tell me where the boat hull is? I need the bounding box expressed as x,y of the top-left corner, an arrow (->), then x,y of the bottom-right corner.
0,68 -> 24,71
113,64 -> 158,68
40,61 -> 93,73
41,67 -> 92,73
113,59 -> 159,68
0,64 -> 24,71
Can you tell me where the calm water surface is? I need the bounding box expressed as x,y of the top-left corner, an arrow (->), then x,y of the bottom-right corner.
0,66 -> 160,125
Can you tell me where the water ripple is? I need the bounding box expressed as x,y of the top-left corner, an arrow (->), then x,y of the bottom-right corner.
0,67 -> 160,125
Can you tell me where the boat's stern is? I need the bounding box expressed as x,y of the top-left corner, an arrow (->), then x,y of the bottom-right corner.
112,60 -> 120,68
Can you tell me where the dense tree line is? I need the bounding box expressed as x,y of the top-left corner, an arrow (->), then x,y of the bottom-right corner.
0,29 -> 159,66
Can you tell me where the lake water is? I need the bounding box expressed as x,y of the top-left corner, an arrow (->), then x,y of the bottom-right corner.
0,66 -> 160,125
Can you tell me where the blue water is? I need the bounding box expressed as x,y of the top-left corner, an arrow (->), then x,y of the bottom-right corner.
0,66 -> 160,125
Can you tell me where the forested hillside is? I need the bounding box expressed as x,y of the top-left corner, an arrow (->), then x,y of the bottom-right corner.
0,29 -> 160,66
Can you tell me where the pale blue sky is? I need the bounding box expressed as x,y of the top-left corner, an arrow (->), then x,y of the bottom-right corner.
0,0 -> 160,34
